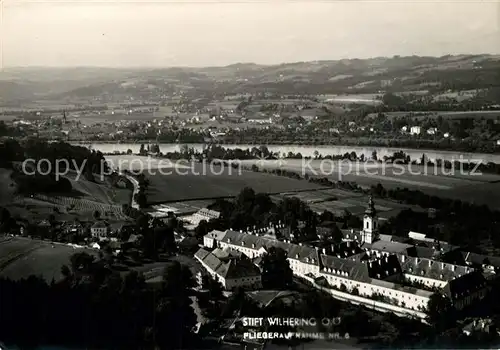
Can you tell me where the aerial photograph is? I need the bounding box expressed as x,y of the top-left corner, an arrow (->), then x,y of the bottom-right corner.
1,0 -> 500,349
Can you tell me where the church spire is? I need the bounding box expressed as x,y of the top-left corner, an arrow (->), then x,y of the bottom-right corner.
365,195 -> 376,217
362,195 -> 379,244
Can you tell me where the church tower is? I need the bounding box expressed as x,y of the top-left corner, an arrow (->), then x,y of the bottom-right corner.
362,196 -> 379,244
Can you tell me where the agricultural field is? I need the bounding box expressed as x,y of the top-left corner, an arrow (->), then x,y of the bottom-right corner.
367,110 -> 500,120
0,165 -> 132,223
323,93 -> 382,105
254,99 -> 307,105
270,188 -> 419,219
9,194 -> 130,222
145,164 -> 324,204
68,176 -> 131,205
238,159 -> 500,210
0,236 -> 98,282
123,153 -> 500,209
433,90 -> 478,102
213,101 -> 239,110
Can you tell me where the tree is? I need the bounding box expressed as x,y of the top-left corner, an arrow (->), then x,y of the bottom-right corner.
260,246 -> 293,289
70,252 -> 96,274
162,261 -> 195,295
426,293 -> 454,329
237,187 -> 256,209
202,275 -> 224,300
134,191 -> 148,209
347,215 -> 362,229
93,210 -> 101,220
319,210 -> 335,222
194,220 -> 210,238
382,92 -> 405,107
0,207 -> 11,224
61,264 -> 72,278
121,203 -> 131,216
330,222 -> 343,244
0,208 -> 12,232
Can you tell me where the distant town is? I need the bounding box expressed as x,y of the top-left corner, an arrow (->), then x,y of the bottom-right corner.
2,55 -> 500,350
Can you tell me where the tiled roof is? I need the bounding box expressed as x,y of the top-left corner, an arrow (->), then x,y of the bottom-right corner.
220,230 -> 318,265
443,271 -> 488,300
341,229 -> 362,241
194,248 -> 211,261
367,254 -> 403,279
379,234 -> 393,242
205,230 -> 227,242
195,247 -> 260,280
202,252 -> 224,272
215,258 -> 261,279
391,235 -> 413,244
212,247 -> 243,260
461,252 -> 500,269
319,255 -> 371,283
406,246 -> 436,259
398,255 -> 471,282
328,241 -> 364,259
371,278 -> 433,297
369,240 -> 413,254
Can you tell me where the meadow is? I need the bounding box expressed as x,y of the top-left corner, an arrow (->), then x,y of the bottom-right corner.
239,159 -> 500,209
270,188 -> 419,218
105,153 -> 500,209
0,165 -> 132,223
367,110 -> 500,120
145,164 -> 324,204
0,236 -> 98,282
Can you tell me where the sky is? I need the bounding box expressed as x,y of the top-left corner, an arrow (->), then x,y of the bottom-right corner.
2,0 -> 500,67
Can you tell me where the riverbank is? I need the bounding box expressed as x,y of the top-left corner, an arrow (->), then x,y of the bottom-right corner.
75,142 -> 500,163
68,136 -> 500,154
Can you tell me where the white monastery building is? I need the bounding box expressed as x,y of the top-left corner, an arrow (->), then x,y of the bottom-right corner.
202,197 -> 492,320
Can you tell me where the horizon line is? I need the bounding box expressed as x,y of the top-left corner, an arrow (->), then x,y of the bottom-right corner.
1,53 -> 497,70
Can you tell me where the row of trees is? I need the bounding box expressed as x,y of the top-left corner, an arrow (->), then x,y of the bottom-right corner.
193,187 -> 357,245
133,172 -> 150,209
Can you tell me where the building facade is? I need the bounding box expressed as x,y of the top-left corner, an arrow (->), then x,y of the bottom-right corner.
91,221 -> 111,240
195,247 -> 262,290
202,197 -> 492,319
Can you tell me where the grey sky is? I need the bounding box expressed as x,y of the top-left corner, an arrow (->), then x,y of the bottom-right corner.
2,0 -> 500,67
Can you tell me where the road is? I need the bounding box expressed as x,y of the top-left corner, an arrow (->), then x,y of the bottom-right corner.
122,173 -> 140,209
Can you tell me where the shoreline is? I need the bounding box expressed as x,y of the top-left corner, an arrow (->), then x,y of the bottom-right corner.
76,141 -> 500,163
69,139 -> 500,156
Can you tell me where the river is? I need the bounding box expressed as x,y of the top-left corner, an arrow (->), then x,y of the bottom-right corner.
75,142 -> 500,163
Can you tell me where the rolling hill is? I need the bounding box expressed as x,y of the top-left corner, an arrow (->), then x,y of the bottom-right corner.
2,54 -> 500,103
